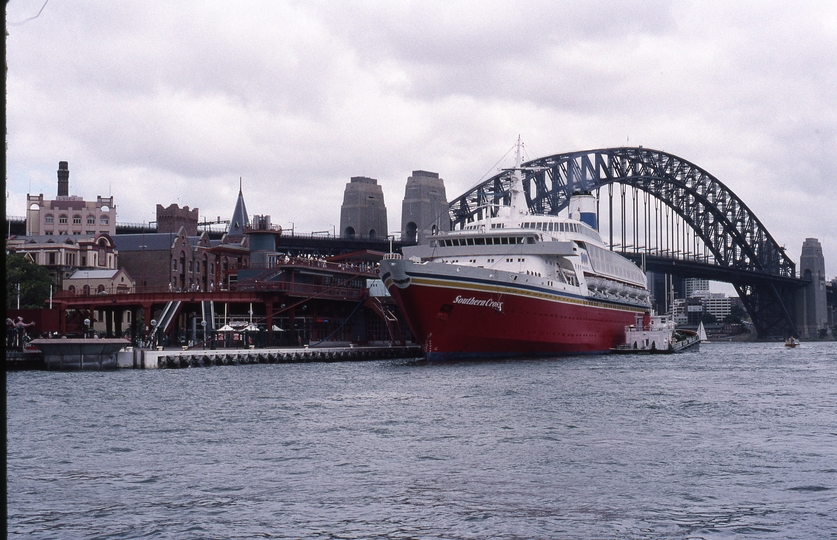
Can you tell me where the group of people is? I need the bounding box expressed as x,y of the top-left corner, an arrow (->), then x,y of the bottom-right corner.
6,317 -> 36,351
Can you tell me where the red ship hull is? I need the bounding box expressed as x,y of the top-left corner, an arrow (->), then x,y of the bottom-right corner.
382,264 -> 646,361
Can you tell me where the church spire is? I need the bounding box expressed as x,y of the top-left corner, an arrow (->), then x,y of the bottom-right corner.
227,177 -> 250,238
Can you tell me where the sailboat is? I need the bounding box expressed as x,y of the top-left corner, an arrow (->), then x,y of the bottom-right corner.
697,321 -> 708,343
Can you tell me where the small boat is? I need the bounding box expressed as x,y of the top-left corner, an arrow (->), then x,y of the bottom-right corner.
612,314 -> 700,354
784,337 -> 800,347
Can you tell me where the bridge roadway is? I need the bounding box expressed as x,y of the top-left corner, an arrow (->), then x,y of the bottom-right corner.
620,253 -> 807,287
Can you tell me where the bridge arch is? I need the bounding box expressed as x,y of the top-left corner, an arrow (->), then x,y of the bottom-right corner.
448,147 -> 800,337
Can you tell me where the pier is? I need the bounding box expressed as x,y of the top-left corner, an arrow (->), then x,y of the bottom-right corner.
6,343 -> 423,370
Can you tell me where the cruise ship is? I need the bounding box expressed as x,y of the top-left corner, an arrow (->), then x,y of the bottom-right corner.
379,143 -> 652,361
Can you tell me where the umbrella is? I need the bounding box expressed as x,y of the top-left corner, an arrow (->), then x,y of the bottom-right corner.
272,325 -> 285,332
217,324 -> 234,332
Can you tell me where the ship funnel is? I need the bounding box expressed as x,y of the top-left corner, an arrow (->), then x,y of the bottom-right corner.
569,191 -> 598,230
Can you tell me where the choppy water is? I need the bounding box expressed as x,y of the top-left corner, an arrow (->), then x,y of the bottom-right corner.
6,342 -> 837,538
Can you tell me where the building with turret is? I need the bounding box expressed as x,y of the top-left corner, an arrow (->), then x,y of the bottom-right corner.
400,170 -> 450,245
26,161 -> 116,237
157,203 -> 199,235
339,176 -> 388,240
227,181 -> 251,240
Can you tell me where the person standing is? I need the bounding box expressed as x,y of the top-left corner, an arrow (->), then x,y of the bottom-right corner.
6,318 -> 16,348
14,317 -> 36,351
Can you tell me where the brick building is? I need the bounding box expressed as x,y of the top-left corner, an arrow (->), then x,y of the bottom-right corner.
113,228 -> 249,292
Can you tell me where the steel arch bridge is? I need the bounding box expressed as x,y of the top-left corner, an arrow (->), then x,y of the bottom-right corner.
448,147 -> 802,338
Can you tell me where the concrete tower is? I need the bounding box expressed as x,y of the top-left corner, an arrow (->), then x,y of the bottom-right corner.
797,238 -> 828,338
400,170 -> 450,245
339,176 -> 388,239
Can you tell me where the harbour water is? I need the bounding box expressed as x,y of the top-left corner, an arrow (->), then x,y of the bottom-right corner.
6,342 -> 837,538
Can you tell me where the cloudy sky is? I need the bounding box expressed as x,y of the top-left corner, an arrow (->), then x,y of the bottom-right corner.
6,0 -> 836,279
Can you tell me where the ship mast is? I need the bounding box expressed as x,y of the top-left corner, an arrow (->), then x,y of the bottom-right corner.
507,135 -> 529,217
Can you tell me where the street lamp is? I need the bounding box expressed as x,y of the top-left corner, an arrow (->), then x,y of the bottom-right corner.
201,320 -> 207,350
84,318 -> 91,338
150,319 -> 158,349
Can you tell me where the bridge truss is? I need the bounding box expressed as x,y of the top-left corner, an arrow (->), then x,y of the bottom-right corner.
449,147 -> 801,338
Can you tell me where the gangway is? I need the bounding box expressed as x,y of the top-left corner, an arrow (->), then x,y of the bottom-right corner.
364,295 -> 404,345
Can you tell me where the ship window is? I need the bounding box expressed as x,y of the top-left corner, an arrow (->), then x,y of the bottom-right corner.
475,238 -> 485,245
467,238 -> 475,245
548,223 -> 554,231
501,237 -> 508,245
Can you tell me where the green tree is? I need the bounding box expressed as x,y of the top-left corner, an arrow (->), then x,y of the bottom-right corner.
6,254 -> 54,309
729,305 -> 748,322
701,312 -> 717,325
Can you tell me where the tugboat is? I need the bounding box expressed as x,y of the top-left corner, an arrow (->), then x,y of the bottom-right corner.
612,313 -> 701,354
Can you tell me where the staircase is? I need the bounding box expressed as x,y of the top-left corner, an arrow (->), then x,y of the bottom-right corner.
364,295 -> 404,345
150,300 -> 182,344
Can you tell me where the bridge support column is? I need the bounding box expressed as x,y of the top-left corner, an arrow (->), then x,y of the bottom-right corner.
104,308 -> 113,337
142,303 -> 153,344
265,298 -> 274,345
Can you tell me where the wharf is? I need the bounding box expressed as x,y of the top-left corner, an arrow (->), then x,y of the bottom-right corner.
126,344 -> 423,369
6,344 -> 423,370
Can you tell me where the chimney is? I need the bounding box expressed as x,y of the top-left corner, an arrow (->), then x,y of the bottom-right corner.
57,161 -> 69,197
